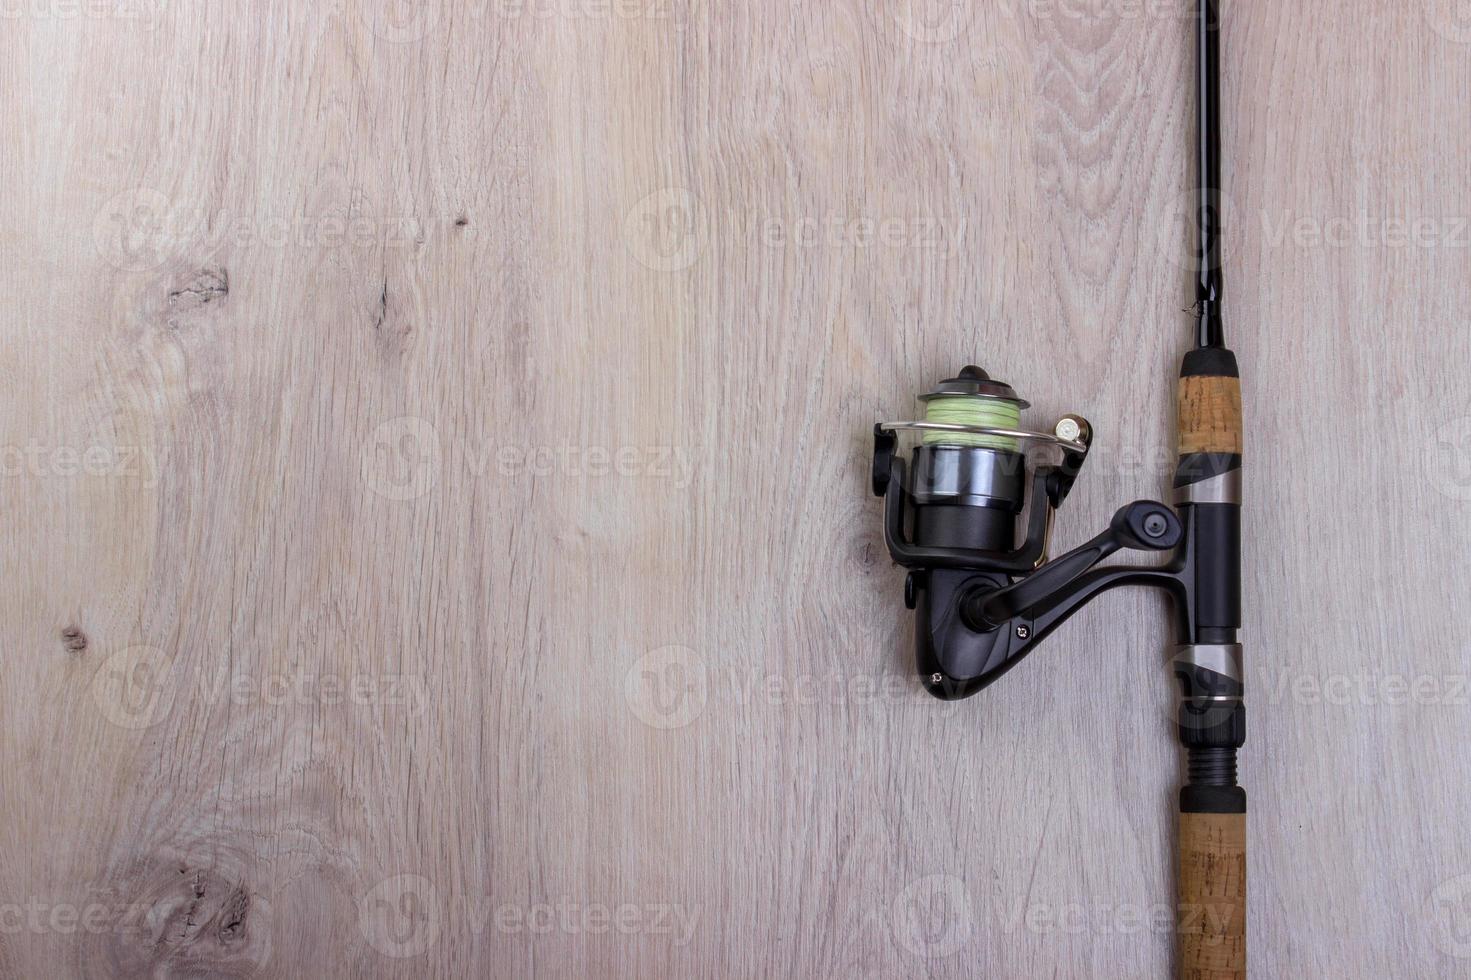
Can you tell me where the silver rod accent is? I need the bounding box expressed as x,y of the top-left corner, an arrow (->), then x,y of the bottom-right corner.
1172,643 -> 1243,682
1173,468 -> 1242,505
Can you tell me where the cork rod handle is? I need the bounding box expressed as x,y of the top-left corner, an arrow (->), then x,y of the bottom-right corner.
1178,811 -> 1246,978
1177,375 -> 1243,456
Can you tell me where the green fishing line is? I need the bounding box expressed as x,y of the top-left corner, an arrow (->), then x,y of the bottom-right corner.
923,397 -> 1022,451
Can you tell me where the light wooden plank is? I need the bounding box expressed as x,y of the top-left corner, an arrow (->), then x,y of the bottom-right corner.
1,2 -> 1469,977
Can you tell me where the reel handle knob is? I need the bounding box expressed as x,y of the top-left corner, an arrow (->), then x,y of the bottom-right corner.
1111,500 -> 1183,551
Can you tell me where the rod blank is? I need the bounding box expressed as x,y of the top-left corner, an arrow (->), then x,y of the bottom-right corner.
1197,0 -> 1224,350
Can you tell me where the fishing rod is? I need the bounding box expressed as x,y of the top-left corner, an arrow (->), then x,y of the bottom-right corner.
870,2 -> 1245,976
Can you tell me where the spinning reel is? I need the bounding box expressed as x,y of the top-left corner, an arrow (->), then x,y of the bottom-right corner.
872,358 -> 1244,753
872,366 -> 1199,701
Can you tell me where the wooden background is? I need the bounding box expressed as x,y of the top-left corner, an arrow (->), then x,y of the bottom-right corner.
3,1 -> 1470,976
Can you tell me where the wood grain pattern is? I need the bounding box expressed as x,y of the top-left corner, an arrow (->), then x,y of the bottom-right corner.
1178,376 -> 1245,456
1178,812 -> 1247,979
2,2 -> 1470,978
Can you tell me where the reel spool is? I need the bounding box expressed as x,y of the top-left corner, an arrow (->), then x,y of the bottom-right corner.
875,365 -> 1092,567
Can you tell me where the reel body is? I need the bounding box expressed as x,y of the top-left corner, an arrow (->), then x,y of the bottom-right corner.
873,366 -> 1196,701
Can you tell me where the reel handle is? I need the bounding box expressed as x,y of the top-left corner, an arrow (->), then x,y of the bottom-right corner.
967,501 -> 1181,627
